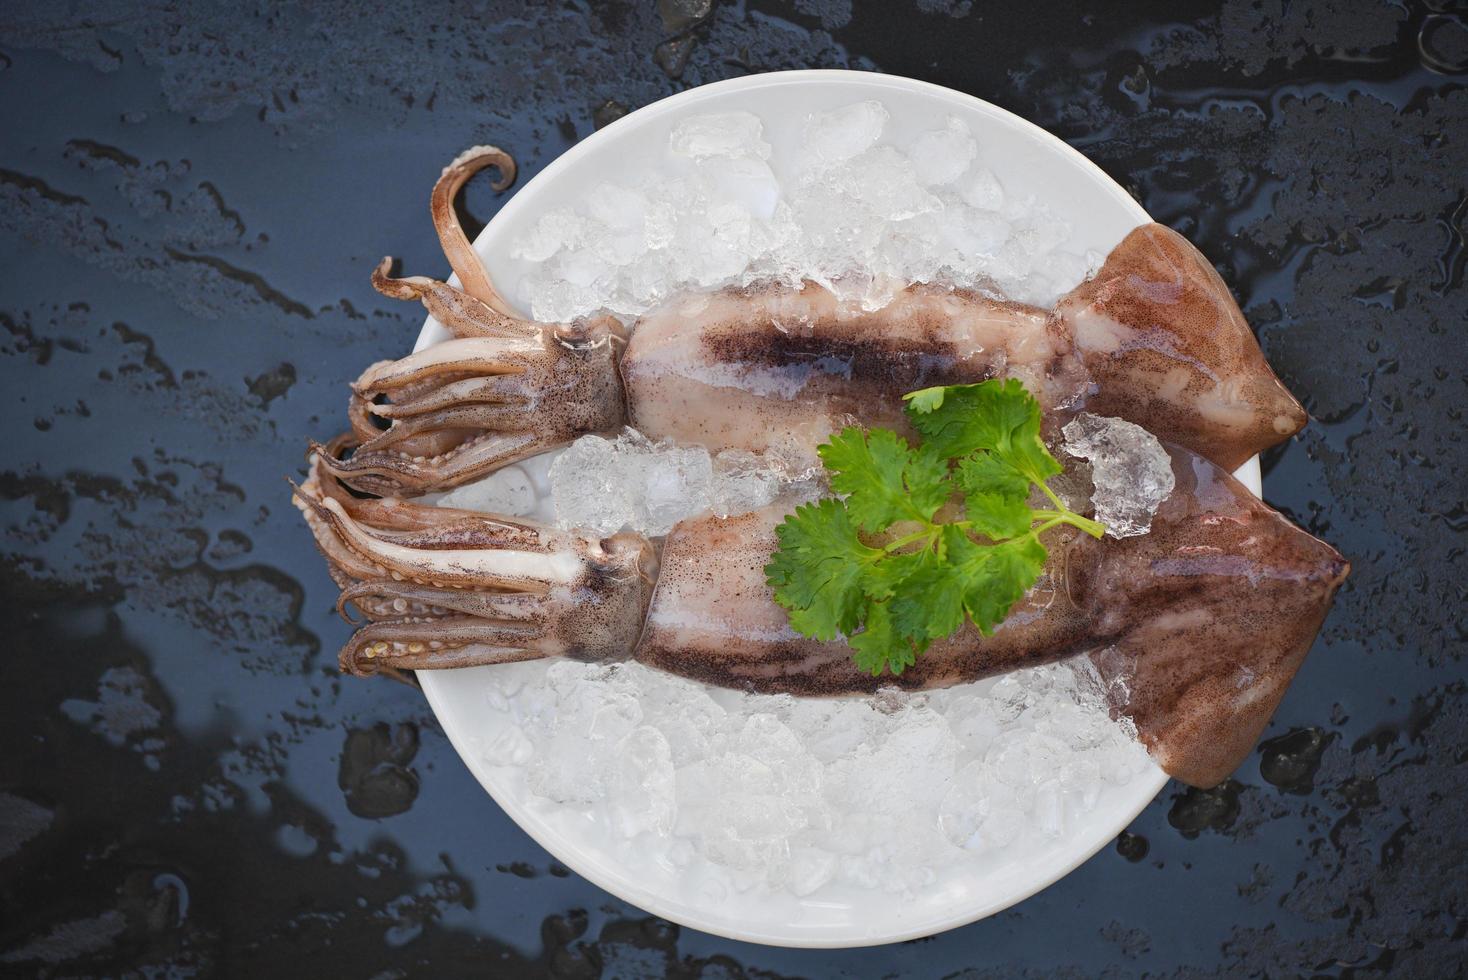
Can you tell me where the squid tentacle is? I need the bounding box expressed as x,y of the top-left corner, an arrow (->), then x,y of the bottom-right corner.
310,432 -> 545,497
371,256 -> 540,340
366,375 -> 531,420
292,457 -> 658,679
336,580 -> 544,625
429,145 -> 519,318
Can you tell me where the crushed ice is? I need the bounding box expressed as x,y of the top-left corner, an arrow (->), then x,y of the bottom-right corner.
476,658 -> 1151,895
548,430 -> 802,536
1062,413 -> 1176,538
514,104 -> 1098,321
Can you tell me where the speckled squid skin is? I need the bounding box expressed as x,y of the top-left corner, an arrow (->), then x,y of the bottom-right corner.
621,222 -> 1307,475
633,444 -> 1347,789
339,145 -> 1306,495
1057,222 -> 1309,472
291,455 -> 656,682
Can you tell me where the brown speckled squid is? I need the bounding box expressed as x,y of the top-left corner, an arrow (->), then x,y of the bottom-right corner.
316,148 -> 1307,495
296,146 -> 1348,788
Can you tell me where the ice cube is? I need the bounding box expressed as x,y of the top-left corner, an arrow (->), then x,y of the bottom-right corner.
549,435 -> 636,535
513,207 -> 588,263
1058,757 -> 1102,812
828,147 -> 942,222
937,761 -> 994,848
981,805 -> 1025,847
939,207 -> 1012,258
1062,413 -> 1177,538
669,111 -> 772,161
958,168 -> 1005,211
799,101 -> 889,174
710,449 -> 783,517
609,726 -> 677,837
637,442 -> 715,535
789,847 -> 838,897
587,182 -> 649,230
944,695 -> 1003,753
852,707 -> 959,813
733,713 -> 804,766
911,117 -> 977,186
781,697 -> 875,763
697,157 -> 780,220
1033,779 -> 1065,837
479,725 -> 534,767
559,246 -> 611,288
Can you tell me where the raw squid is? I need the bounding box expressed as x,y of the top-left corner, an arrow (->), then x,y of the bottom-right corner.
314,150 -> 1306,497
294,146 -> 1348,788
293,442 -> 1344,789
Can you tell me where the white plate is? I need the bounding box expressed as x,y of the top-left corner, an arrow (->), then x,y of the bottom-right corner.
412,70 -> 1262,948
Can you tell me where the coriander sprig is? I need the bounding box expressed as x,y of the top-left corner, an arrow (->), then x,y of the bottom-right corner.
764,378 -> 1105,677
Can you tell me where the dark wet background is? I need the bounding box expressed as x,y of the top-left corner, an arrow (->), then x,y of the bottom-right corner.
1,0 -> 1464,975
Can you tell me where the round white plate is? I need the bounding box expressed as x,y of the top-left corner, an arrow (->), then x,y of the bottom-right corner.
411,70 -> 1262,948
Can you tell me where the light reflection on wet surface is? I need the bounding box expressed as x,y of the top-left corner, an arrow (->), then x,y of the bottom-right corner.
1,1 -> 1464,975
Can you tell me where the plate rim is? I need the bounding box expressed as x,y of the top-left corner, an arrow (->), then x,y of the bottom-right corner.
414,68 -> 1253,948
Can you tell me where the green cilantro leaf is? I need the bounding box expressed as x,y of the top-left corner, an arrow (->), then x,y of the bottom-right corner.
765,499 -> 881,640
954,451 -> 1030,501
767,378 -> 1107,678
955,451 -> 1034,539
963,493 -> 1036,541
904,377 -> 1062,485
849,602 -> 914,676
820,427 -> 949,531
887,549 -> 967,647
940,525 -> 1048,634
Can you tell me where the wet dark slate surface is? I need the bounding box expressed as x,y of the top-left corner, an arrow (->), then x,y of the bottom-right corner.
0,1 -> 1463,976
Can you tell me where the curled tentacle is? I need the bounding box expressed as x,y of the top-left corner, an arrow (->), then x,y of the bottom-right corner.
372,256 -> 540,340
429,145 -> 519,318
355,143 -> 631,494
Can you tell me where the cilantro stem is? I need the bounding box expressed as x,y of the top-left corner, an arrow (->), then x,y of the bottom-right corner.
882,526 -> 938,553
1037,480 -> 1068,511
1031,508 -> 1107,539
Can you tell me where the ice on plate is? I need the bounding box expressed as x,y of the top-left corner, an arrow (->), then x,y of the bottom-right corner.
477,658 -> 1151,896
548,430 -> 793,536
434,102 -> 1159,904
515,102 -> 1099,321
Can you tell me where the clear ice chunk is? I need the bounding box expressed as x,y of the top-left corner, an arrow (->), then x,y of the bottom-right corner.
550,431 -> 787,535
640,442 -> 715,535
669,110 -> 772,161
696,157 -> 781,220
958,168 -> 1005,211
1062,413 -> 1176,538
546,435 -> 636,536
609,726 -> 677,838
799,100 -> 889,175
911,116 -> 977,186
710,449 -> 784,517
512,207 -> 588,263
